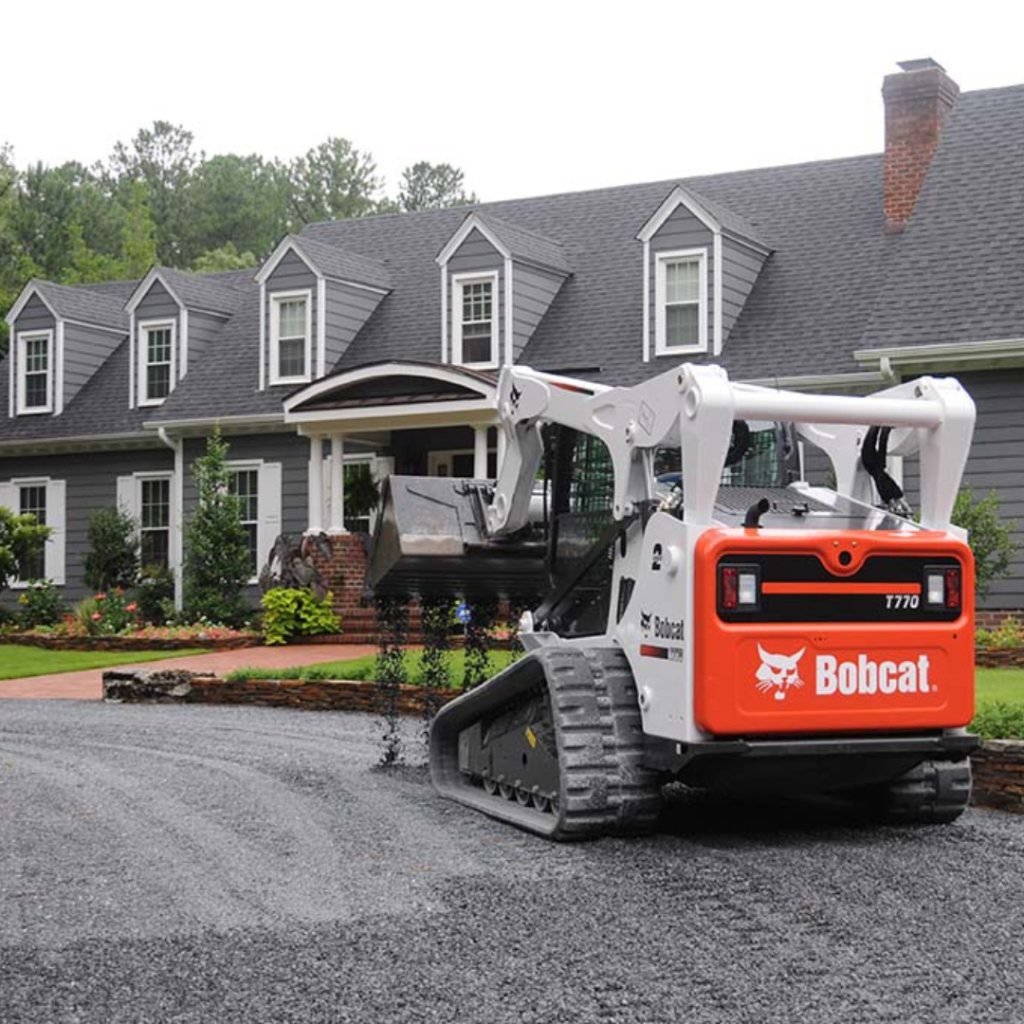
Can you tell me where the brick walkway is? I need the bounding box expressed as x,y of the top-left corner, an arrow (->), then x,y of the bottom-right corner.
0,643 -> 379,701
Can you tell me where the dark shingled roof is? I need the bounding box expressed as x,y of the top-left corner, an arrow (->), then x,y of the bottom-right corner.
3,82 -> 1022,444
152,267 -> 251,316
289,235 -> 392,290
859,85 -> 1024,350
34,280 -> 129,331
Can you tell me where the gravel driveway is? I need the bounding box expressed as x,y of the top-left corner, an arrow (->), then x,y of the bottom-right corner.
2,702 -> 1023,1024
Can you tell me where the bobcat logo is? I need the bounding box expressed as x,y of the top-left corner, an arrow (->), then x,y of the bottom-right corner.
640,610 -> 652,636
509,383 -> 522,414
755,645 -> 805,701
651,543 -> 663,572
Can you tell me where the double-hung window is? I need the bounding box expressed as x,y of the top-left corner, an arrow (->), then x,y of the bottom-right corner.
453,274 -> 498,367
270,291 -> 311,384
228,468 -> 260,579
138,321 -> 175,405
17,331 -> 53,414
139,477 -> 171,569
18,484 -> 47,581
655,250 -> 707,355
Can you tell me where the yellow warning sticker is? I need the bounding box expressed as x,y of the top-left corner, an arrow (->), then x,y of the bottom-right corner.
525,726 -> 538,749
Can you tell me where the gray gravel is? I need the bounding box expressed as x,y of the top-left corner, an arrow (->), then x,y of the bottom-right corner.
2,702 -> 1024,1023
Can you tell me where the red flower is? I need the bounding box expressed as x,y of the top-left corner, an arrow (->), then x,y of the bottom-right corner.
126,602 -> 138,613
95,592 -> 107,601
91,612 -> 102,621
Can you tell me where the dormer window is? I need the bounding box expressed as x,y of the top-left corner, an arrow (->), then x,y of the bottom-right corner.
453,273 -> 498,367
655,250 -> 707,355
17,331 -> 53,414
270,290 -> 312,384
138,320 -> 176,406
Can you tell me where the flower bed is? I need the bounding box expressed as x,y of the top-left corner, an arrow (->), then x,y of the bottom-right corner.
7,626 -> 260,652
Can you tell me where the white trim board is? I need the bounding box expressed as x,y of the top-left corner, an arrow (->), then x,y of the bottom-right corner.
435,213 -> 512,265
136,318 -> 178,408
652,248 -> 709,356
15,329 -> 55,416
451,270 -> 500,370
268,288 -> 314,386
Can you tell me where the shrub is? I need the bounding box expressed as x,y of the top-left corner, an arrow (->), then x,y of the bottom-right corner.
74,588 -> 141,635
136,565 -> 176,626
17,579 -> 64,628
952,487 -> 1018,602
261,588 -> 340,645
0,505 -> 51,598
83,505 -> 140,591
972,701 -> 1024,740
977,618 -> 1024,649
183,433 -> 253,626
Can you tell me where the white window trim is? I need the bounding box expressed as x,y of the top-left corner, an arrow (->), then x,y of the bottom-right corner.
5,476 -> 65,587
269,288 -> 313,386
136,471 -> 176,572
451,271 -> 500,370
137,319 -> 178,408
654,248 -> 708,356
16,330 -> 54,415
227,459 -> 263,585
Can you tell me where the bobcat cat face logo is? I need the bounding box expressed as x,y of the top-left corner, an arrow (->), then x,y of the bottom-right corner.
640,610 -> 652,636
755,645 -> 805,701
509,383 -> 522,414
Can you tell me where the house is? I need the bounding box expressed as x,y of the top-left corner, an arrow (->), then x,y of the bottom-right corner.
2,59 -> 1023,617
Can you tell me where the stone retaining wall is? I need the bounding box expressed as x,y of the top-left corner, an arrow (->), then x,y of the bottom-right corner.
975,648 -> 1024,668
970,740 -> 1024,813
6,634 -> 260,652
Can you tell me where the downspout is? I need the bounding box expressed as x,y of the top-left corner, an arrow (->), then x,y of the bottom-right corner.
157,427 -> 185,611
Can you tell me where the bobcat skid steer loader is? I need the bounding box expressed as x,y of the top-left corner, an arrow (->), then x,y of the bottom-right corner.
368,362 -> 978,840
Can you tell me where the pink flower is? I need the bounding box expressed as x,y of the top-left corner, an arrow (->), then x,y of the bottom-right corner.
126,603 -> 138,613
91,612 -> 102,621
95,592 -> 107,601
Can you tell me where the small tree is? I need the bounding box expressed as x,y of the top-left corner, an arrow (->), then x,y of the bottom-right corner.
0,506 -> 50,598
952,487 -> 1018,602
183,433 -> 252,625
83,505 -> 140,591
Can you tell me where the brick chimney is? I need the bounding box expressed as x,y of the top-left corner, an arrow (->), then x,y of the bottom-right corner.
882,59 -> 959,230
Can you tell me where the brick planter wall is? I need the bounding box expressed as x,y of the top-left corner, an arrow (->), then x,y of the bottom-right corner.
976,648 -> 1024,668
977,610 -> 1024,630
5,634 -> 260,653
103,668 -> 459,714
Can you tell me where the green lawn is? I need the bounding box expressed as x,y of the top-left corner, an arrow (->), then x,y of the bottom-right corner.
976,667 -> 1024,705
0,645 -> 209,680
228,649 -> 518,687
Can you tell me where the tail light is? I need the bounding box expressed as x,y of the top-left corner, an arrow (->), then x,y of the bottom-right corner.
925,565 -> 962,611
719,564 -> 760,612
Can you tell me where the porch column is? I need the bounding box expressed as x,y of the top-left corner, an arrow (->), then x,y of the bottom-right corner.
329,433 -> 346,534
496,425 -> 507,476
473,425 -> 489,479
307,434 -> 324,533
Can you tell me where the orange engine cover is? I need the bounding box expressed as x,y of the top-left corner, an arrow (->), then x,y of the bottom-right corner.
693,529 -> 975,736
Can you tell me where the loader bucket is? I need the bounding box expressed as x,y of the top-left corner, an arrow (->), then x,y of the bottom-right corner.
367,475 -> 547,599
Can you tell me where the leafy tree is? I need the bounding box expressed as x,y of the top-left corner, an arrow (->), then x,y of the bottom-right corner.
398,161 -> 477,212
108,121 -> 200,264
0,505 -> 51,598
286,137 -> 383,224
83,505 -> 140,591
183,433 -> 253,625
192,242 -> 258,274
952,487 -> 1018,602
120,181 -> 159,278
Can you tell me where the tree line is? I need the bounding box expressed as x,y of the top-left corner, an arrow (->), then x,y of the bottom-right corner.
0,121 -> 477,351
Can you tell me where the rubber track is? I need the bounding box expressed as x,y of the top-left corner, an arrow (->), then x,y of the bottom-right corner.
879,758 -> 972,824
430,646 -> 662,840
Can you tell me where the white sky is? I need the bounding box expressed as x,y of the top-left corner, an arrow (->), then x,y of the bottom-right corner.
5,0 -> 1023,201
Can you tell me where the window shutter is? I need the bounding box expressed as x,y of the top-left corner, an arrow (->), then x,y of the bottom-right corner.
257,462 -> 282,573
45,479 -> 66,585
0,481 -> 15,512
117,475 -> 138,521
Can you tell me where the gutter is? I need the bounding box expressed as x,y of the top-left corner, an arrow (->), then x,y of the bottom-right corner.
855,338 -> 1024,372
157,427 -> 185,612
739,369 -> 892,392
0,431 -> 158,455
142,413 -> 285,433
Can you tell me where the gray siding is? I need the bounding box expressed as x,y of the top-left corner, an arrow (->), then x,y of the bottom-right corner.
648,205 -> 714,359
447,228 -> 505,365
0,448 -> 172,605
135,280 -> 182,393
186,311 -> 227,369
721,237 -> 768,343
324,281 -> 385,369
182,432 -> 310,601
512,265 -> 565,361
265,250 -> 318,381
63,323 -> 124,407
903,370 -> 1024,610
